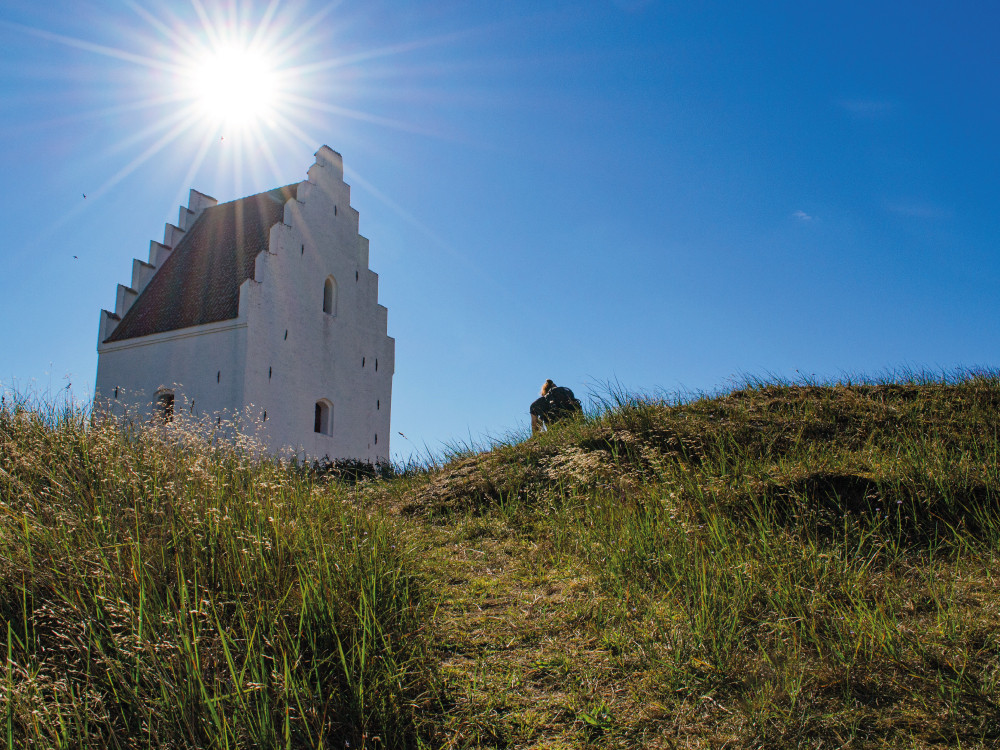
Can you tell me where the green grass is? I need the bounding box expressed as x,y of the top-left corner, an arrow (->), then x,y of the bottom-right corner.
0,397 -> 437,748
3,372 -> 999,747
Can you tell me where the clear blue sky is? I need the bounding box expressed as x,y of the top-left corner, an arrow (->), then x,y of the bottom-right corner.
2,1 -> 998,460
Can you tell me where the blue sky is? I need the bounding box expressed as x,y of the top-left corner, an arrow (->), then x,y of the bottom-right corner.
2,1 -> 998,459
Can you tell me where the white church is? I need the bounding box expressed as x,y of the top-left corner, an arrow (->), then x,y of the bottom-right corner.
94,146 -> 394,462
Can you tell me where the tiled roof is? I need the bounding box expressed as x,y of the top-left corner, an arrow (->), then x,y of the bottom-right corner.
106,184 -> 297,343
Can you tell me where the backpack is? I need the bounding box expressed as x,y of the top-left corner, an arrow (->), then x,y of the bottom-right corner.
546,386 -> 582,418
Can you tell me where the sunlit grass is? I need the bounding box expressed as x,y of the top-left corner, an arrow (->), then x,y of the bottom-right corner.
0,396 -> 437,748
375,370 -> 1000,747
3,371 -> 999,747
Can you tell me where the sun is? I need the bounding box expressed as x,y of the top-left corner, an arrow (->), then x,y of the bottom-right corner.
188,43 -> 279,131
10,0 -> 457,209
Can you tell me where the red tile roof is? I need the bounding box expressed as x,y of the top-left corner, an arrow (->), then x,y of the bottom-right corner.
105,184 -> 297,343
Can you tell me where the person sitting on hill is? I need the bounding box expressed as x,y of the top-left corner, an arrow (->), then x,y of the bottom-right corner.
530,379 -> 583,434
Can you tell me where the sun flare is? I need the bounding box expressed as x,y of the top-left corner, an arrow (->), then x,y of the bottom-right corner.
189,44 -> 278,130
13,0 -> 444,209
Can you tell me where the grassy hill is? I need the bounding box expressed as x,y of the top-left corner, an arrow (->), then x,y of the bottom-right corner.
2,374 -> 999,748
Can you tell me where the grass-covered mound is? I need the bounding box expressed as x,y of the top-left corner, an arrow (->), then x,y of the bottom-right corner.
3,372 -> 999,748
372,373 -> 1000,748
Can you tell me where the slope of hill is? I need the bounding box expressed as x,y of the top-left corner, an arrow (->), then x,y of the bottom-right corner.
2,374 -> 999,748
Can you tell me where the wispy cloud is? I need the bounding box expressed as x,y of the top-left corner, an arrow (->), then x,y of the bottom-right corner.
793,209 -> 813,222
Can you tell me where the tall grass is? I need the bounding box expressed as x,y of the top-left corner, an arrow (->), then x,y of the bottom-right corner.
4,372 -> 999,748
0,396 -> 437,748
548,374 -> 1000,745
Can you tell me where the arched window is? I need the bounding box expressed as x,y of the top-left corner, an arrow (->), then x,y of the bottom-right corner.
322,275 -> 337,315
314,400 -> 333,435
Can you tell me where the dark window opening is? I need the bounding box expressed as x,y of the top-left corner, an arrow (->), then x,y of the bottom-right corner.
269,366 -> 272,379
263,410 -> 267,422
284,329 -> 288,340
334,205 -> 338,216
323,277 -> 337,314
355,270 -> 359,282
375,358 -> 378,371
362,357 -> 365,367
114,386 -> 119,399
374,433 -> 378,444
190,399 -> 195,413
301,244 -> 304,255
314,401 -> 332,435
217,370 -> 220,383
377,399 -> 380,410
158,393 -> 174,424
217,416 -> 221,426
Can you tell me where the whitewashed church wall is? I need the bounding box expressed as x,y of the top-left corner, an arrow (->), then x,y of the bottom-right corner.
94,321 -> 247,435
241,146 -> 394,463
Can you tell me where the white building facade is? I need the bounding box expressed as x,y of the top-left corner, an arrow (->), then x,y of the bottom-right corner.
95,146 -> 394,462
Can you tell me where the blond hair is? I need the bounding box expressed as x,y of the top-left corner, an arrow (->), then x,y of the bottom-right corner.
540,379 -> 556,396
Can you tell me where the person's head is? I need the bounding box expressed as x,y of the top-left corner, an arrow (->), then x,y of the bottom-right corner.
541,379 -> 555,396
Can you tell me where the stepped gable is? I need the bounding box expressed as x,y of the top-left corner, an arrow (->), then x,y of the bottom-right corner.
106,184 -> 297,343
